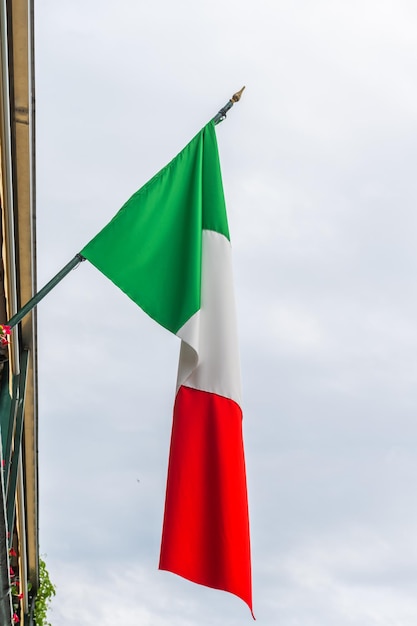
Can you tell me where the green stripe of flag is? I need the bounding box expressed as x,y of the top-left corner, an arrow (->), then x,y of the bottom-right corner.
81,121 -> 229,333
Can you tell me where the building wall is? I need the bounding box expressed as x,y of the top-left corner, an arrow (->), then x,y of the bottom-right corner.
0,1 -> 38,623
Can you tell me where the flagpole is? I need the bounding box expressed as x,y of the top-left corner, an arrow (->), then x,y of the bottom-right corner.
6,88 -> 245,329
212,86 -> 245,125
6,254 -> 85,329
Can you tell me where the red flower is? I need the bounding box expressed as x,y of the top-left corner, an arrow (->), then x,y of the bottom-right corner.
17,593 -> 23,600
9,548 -> 17,557
0,325 -> 11,347
12,613 -> 19,623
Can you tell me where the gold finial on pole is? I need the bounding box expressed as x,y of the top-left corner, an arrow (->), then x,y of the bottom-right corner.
231,86 -> 245,103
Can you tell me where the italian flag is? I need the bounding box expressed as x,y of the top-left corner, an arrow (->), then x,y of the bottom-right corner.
81,121 -> 253,615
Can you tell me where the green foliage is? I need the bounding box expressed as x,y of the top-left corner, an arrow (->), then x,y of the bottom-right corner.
33,558 -> 56,626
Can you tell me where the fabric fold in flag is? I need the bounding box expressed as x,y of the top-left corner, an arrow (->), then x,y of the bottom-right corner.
80,121 -> 253,615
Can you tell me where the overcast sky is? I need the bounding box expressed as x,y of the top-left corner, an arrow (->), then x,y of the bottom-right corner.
34,1 -> 417,624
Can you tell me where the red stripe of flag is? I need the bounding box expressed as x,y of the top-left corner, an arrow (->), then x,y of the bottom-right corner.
159,385 -> 253,616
